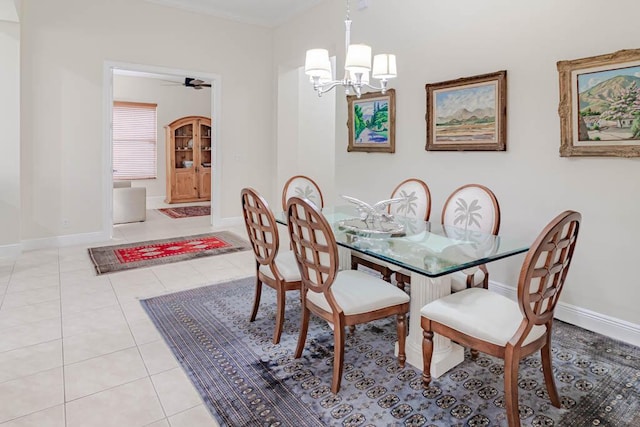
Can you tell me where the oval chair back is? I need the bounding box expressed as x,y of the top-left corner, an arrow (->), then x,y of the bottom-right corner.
286,196 -> 339,299
441,184 -> 500,235
517,210 -> 581,330
281,175 -> 324,212
241,187 -> 279,268
389,178 -> 432,221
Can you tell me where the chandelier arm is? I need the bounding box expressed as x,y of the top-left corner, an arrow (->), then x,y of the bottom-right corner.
315,80 -> 348,96
363,80 -> 389,94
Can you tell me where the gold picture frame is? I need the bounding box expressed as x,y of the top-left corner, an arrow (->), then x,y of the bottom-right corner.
558,48 -> 640,157
347,89 -> 396,153
425,71 -> 507,152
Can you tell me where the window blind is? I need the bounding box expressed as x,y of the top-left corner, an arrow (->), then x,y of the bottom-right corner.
113,101 -> 157,180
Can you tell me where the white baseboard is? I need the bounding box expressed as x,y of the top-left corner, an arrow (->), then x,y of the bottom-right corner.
0,243 -> 21,260
489,280 -> 640,348
21,230 -> 110,251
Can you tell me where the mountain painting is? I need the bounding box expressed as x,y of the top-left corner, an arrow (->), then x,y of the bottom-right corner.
434,83 -> 497,143
577,66 -> 640,142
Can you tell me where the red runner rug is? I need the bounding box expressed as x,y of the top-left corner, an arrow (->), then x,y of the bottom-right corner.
158,205 -> 211,219
88,232 -> 250,275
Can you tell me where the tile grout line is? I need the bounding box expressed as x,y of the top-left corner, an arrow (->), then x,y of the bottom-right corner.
110,270 -> 171,424
57,248 -> 69,427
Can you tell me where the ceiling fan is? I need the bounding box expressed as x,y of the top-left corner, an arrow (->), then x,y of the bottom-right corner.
184,77 -> 211,90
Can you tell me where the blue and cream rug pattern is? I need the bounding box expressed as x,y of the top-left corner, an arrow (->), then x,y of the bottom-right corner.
141,277 -> 640,426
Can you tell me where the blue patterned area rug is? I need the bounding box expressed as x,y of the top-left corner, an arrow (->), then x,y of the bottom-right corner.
141,277 -> 640,426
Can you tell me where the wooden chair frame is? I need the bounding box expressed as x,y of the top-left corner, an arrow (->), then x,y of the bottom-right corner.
241,188 -> 301,344
281,175 -> 325,212
422,210 -> 581,427
287,196 -> 410,393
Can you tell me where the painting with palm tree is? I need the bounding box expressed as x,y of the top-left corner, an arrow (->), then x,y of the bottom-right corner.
294,185 -> 318,205
395,190 -> 418,217
453,198 -> 483,231
347,89 -> 396,153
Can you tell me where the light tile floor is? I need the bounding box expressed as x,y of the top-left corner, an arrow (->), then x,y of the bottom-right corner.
0,208 -> 257,426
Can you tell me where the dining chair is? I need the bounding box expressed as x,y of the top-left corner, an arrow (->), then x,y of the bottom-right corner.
397,183 -> 502,292
241,188 -> 302,344
281,175 -> 324,212
421,210 -> 581,427
286,196 -> 410,393
351,178 -> 431,287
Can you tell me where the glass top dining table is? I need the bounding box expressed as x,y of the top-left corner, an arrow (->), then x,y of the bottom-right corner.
277,205 -> 529,278
277,204 -> 531,376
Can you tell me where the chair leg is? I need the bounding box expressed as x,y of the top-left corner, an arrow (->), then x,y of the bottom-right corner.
422,328 -> 433,386
396,313 -> 406,367
249,275 -> 262,322
331,319 -> 346,394
480,264 -> 489,289
294,304 -> 310,358
541,334 -> 561,407
504,347 -> 521,427
470,349 -> 479,359
272,286 -> 285,344
396,272 -> 410,292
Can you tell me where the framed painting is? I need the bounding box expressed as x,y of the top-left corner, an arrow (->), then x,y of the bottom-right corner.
347,89 -> 395,153
425,70 -> 507,151
558,49 -> 640,157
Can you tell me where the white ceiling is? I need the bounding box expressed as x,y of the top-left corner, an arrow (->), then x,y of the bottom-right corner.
144,0 -> 324,27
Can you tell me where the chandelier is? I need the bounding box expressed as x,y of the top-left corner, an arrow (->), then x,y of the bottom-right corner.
304,0 -> 397,98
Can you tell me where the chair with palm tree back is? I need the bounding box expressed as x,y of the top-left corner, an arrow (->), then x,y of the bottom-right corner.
351,178 -> 431,288
241,187 -> 302,344
287,196 -> 410,393
421,210 -> 581,427
281,175 -> 324,212
396,183 -> 500,292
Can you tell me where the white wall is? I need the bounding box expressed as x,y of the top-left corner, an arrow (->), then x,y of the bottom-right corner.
113,74 -> 211,200
276,63 -> 336,209
0,21 -> 20,254
0,0 -> 18,22
274,0 -> 640,326
20,0 -> 273,240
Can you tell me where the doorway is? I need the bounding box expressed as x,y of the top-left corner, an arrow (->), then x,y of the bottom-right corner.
103,62 -> 221,236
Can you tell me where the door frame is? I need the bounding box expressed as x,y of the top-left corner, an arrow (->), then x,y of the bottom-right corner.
102,61 -> 222,236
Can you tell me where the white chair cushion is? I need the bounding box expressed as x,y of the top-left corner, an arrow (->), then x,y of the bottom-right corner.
420,288 -> 546,347
259,250 -> 301,282
307,270 -> 410,315
450,269 -> 486,292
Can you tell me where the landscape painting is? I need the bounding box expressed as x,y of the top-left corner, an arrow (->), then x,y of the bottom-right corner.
347,89 -> 395,153
577,67 -> 640,142
426,71 -> 506,151
558,48 -> 640,157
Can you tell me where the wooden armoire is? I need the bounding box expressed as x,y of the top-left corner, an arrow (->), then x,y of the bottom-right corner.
164,116 -> 212,203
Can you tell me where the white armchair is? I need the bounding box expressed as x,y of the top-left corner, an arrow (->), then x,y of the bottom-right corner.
113,181 -> 146,224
